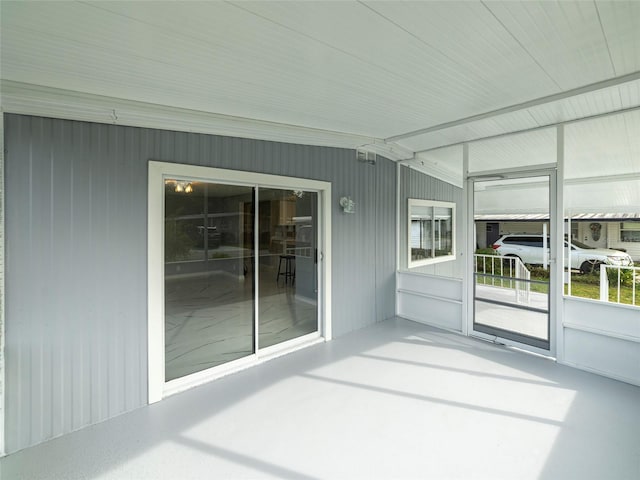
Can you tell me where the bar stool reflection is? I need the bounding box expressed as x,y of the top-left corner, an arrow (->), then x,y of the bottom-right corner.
277,255 -> 295,285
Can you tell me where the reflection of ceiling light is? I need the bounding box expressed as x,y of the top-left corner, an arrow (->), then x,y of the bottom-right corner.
292,190 -> 304,198
165,179 -> 194,194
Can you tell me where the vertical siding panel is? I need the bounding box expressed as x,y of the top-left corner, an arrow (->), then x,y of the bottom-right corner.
6,115 -> 32,449
51,119 -> 73,438
110,125 -> 123,417
31,117 -> 50,445
364,159 -> 377,323
4,114 -> 398,452
71,121 -> 88,428
137,128 -> 149,407
123,127 -> 137,412
68,119 -> 82,431
376,158 -> 396,322
88,122 -> 104,424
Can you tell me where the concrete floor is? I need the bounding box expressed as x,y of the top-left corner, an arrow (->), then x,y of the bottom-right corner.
2,318 -> 639,480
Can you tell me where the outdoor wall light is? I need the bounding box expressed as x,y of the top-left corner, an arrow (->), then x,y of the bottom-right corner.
339,196 -> 355,214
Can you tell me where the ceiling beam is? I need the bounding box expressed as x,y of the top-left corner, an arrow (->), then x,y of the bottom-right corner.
386,70 -> 640,143
413,103 -> 640,155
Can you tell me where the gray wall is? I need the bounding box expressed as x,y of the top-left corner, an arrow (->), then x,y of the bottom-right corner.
399,165 -> 465,279
3,114 -> 397,453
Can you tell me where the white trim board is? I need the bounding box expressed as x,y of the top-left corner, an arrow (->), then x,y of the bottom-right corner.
0,80 -> 409,162
0,111 -> 5,456
148,161 -> 332,403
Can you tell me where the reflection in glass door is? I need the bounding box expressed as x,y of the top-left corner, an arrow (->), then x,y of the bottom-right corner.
163,180 -> 319,383
258,188 -> 318,349
164,181 -> 255,381
473,175 -> 551,350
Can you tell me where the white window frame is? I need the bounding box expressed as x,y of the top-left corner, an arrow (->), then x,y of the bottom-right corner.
620,222 -> 640,243
148,161 -> 332,403
408,199 -> 456,268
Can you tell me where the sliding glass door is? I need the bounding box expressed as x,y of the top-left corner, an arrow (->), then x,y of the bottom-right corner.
161,176 -> 321,385
257,188 -> 318,350
164,181 -> 255,381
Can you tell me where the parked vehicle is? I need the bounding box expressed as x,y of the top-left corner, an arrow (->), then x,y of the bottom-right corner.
492,234 -> 634,273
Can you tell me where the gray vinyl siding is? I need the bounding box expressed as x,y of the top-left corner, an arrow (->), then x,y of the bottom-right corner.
399,165 -> 465,279
3,113 -> 396,453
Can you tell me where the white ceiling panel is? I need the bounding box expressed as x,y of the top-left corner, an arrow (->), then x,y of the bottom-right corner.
596,0 -> 640,75
361,1 -> 560,128
397,109 -> 541,153
484,1 -> 615,89
474,176 -> 640,215
526,83 -> 626,126
565,180 -> 640,213
0,1 -> 429,136
469,128 -> 557,174
565,109 -> 640,180
409,145 -> 464,187
229,1 -> 496,129
1,1 -> 639,156
398,80 -> 640,153
617,78 -> 640,107
234,0 -> 571,137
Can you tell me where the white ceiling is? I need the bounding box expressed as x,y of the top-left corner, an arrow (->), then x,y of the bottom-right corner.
1,0 -> 639,188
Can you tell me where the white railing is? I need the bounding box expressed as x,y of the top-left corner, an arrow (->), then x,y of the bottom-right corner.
474,254 -> 531,304
599,265 -> 639,307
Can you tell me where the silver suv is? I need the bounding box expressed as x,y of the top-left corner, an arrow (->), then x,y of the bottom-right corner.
492,234 -> 634,273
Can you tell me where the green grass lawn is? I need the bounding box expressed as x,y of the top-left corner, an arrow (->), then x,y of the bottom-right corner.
565,274 -> 637,305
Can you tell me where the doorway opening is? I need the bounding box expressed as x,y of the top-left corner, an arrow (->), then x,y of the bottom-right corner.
471,173 -> 555,352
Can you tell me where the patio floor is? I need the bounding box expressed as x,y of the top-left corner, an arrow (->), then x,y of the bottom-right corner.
2,318 -> 639,479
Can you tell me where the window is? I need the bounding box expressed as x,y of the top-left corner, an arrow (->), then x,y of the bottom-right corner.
620,222 -> 640,243
502,236 -> 544,247
408,199 -> 456,267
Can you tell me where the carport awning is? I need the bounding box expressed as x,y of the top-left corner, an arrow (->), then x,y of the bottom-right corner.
475,213 -> 640,221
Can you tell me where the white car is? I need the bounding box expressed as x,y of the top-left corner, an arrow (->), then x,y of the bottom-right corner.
492,234 -> 634,273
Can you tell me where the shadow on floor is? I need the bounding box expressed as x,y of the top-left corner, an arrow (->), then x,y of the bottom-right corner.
2,318 -> 638,479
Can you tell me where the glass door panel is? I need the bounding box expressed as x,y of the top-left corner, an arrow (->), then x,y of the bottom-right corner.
258,188 -> 318,349
164,180 -> 255,381
473,175 -> 551,350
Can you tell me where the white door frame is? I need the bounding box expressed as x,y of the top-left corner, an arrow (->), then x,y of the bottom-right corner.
0,112 -> 5,456
147,161 -> 332,403
465,166 -> 558,358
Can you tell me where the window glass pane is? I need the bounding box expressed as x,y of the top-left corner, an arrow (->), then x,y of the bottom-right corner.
564,110 -> 639,306
411,207 -> 433,261
258,188 -> 318,349
621,222 -> 640,230
408,200 -> 456,267
164,180 -> 254,381
434,207 -> 453,257
621,230 -> 640,243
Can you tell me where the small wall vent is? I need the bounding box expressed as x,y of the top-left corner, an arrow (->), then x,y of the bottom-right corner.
356,149 -> 377,165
